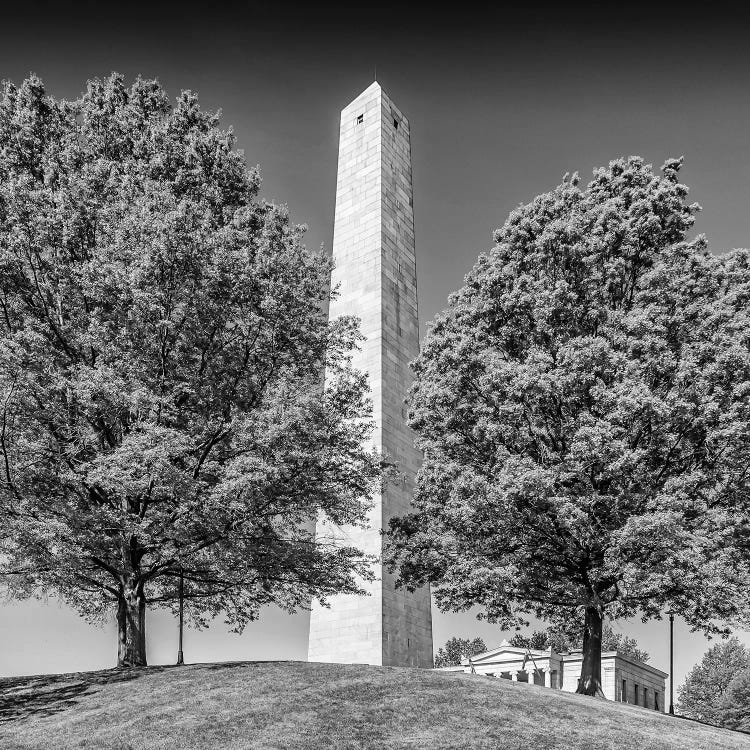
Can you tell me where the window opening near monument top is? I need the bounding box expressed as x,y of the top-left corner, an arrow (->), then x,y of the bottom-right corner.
356,114 -> 364,124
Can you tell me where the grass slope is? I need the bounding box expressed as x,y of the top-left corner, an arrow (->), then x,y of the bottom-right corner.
1,661 -> 748,750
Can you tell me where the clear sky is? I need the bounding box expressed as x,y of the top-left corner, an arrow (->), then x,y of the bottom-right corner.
1,1 -> 749,698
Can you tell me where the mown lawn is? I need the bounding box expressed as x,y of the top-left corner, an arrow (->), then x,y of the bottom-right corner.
1,661 -> 748,750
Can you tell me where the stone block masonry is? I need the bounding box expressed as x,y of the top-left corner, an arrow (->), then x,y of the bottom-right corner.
307,82 -> 433,668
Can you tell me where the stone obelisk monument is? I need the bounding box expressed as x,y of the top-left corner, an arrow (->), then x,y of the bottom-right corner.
307,82 -> 433,667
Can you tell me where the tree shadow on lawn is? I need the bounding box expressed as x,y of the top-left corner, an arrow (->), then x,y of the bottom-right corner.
0,666 -> 169,724
0,660 -> 297,724
191,660 -> 321,676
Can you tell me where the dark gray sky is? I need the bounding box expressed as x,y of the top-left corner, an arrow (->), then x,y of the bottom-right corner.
3,3 -> 748,330
2,2 -> 749,688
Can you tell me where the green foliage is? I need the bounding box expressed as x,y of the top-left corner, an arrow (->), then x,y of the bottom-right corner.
434,636 -> 487,667
0,74 -> 380,663
677,638 -> 750,726
719,667 -> 750,733
599,626 -> 649,663
510,624 -> 648,662
509,630 -> 552,651
385,156 -> 750,690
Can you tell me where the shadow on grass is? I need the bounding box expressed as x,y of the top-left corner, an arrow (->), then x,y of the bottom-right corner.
194,660 -> 308,672
0,666 -> 167,724
672,712 -> 750,737
196,661 -> 264,672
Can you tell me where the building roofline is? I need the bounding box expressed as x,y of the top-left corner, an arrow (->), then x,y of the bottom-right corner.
465,642 -> 668,679
462,641 -> 559,665
562,651 -> 668,678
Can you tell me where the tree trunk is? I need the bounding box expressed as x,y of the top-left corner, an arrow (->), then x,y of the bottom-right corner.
116,584 -> 147,667
576,604 -> 605,697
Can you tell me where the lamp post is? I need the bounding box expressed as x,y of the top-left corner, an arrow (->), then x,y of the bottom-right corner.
668,613 -> 675,715
176,567 -> 184,666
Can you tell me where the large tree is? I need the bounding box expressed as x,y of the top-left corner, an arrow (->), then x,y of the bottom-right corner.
385,157 -> 750,696
0,75 -> 379,666
678,638 -> 750,726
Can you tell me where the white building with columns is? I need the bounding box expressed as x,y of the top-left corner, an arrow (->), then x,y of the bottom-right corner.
437,640 -> 667,712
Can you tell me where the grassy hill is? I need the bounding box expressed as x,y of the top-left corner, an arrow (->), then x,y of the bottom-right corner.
1,661 -> 748,750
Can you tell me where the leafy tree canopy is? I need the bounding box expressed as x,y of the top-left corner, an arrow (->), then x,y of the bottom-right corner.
509,623 -> 649,662
719,666 -> 750,733
385,156 -> 750,695
0,74 -> 380,666
678,637 -> 750,726
509,630 -> 556,652
434,636 -> 487,668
